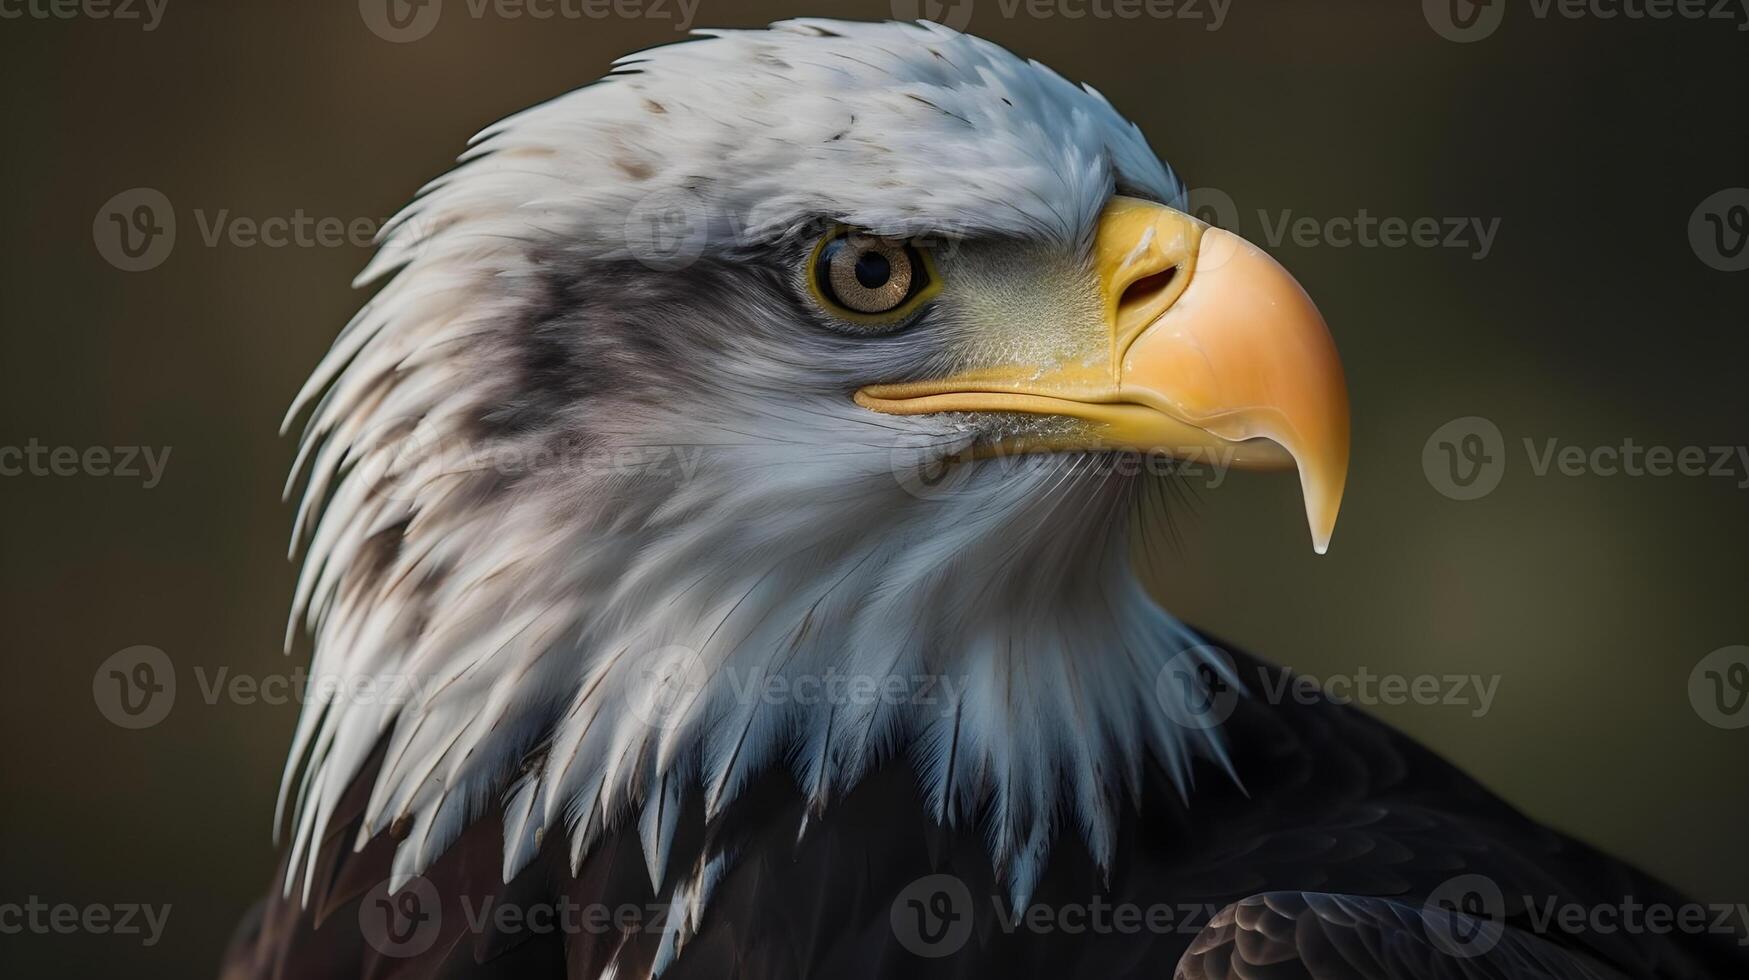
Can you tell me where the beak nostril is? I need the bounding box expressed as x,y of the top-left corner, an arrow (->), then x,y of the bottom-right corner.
1119,266 -> 1177,313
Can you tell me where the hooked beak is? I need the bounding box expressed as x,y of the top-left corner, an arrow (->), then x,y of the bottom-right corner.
854,197 -> 1350,553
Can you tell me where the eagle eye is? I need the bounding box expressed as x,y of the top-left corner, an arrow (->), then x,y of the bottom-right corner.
807,230 -> 937,328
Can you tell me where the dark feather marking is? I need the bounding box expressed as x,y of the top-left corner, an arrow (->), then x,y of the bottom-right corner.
937,702 -> 962,825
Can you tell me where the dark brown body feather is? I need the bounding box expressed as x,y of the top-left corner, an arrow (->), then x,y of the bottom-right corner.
222,642 -> 1748,979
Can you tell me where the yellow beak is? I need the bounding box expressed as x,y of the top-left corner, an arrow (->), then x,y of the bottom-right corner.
854,197 -> 1350,553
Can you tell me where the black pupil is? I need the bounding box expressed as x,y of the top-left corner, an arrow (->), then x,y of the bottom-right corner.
853,250 -> 891,289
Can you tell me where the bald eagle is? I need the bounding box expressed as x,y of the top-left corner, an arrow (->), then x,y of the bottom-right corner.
223,20 -> 1744,980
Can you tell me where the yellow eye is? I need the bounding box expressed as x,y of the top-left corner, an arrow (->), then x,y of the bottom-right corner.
807,230 -> 938,327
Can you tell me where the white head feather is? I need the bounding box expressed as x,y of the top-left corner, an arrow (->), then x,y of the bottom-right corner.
278,18 -> 1239,916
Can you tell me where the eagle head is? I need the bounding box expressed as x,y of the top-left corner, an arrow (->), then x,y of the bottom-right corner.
280,19 -> 1348,909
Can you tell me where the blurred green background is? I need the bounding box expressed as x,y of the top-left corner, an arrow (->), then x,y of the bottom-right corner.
2,0 -> 1746,974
